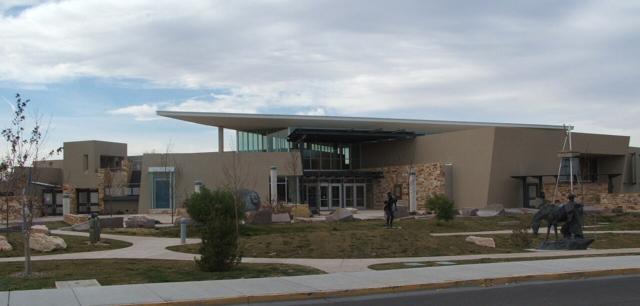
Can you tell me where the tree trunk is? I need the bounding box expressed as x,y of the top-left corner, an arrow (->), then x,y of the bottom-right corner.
22,193 -> 32,276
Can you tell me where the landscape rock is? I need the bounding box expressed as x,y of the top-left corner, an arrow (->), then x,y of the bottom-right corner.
465,236 -> 496,248
271,213 -> 291,223
290,204 -> 312,218
458,208 -> 479,217
0,235 -> 12,252
31,224 -> 50,235
326,207 -> 354,222
64,214 -> 90,225
125,215 -> 158,228
29,233 -> 67,252
100,216 -> 124,229
71,221 -> 90,231
476,209 -> 505,217
248,209 -> 272,225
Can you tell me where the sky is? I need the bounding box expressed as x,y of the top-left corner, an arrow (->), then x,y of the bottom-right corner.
1,0 -> 639,156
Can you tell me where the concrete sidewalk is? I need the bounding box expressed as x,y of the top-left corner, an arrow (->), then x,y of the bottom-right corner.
3,255 -> 640,306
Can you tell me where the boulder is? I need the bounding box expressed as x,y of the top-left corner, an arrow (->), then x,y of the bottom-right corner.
100,216 -> 124,229
458,208 -> 479,217
0,235 -> 12,252
71,221 -> 90,231
249,209 -> 272,225
271,213 -> 291,223
326,207 -> 354,222
465,236 -> 496,248
290,205 -> 312,218
125,215 -> 158,228
29,233 -> 67,252
31,224 -> 50,235
476,209 -> 505,217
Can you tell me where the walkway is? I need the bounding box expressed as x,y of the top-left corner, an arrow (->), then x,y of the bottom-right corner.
2,230 -> 640,273
3,255 -> 640,306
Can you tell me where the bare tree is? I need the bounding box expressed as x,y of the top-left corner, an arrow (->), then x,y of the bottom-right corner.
222,137 -> 256,235
1,94 -> 61,276
159,140 -> 179,223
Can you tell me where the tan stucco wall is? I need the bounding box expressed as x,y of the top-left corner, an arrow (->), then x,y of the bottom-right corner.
622,147 -> 640,193
486,128 -> 630,208
63,141 -> 127,189
361,127 -> 496,209
138,151 -> 302,213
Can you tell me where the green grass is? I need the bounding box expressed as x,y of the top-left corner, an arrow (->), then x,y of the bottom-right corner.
0,259 -> 325,291
0,233 -> 132,258
368,253 -> 640,270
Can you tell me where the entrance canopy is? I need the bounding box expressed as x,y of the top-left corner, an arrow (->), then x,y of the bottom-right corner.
288,128 -> 423,144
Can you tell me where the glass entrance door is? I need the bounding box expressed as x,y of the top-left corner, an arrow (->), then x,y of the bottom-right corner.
330,185 -> 341,209
319,184 -> 329,209
355,184 -> 366,208
344,185 -> 354,208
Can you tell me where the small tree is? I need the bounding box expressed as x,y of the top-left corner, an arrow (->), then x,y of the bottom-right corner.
425,194 -> 455,223
186,187 -> 242,272
1,94 -> 61,276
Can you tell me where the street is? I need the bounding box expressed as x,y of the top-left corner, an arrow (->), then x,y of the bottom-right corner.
249,274 -> 640,306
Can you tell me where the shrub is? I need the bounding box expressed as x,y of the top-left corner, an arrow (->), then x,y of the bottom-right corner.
425,194 -> 455,222
185,187 -> 242,272
510,222 -> 532,248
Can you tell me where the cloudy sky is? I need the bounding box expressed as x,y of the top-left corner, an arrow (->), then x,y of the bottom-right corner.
1,0 -> 638,155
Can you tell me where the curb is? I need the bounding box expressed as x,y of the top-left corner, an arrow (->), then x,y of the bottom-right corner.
144,268 -> 640,306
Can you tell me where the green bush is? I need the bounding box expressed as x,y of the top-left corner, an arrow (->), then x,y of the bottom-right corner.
185,187 -> 242,272
425,194 -> 455,222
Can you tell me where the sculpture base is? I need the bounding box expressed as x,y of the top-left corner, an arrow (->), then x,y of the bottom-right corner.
537,238 -> 594,250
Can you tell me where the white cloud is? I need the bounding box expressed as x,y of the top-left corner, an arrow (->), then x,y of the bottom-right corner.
1,0 -> 639,146
296,108 -> 326,116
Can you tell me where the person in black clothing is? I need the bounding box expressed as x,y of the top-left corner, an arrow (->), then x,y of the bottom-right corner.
384,192 -> 397,228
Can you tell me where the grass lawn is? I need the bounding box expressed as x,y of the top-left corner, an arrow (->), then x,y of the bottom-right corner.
368,253 -> 640,270
0,233 -> 132,258
0,259 -> 324,291
168,219 -> 640,259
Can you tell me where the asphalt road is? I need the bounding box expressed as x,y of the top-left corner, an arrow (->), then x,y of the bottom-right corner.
247,275 -> 640,306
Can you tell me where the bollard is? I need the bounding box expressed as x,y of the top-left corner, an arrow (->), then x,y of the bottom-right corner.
180,218 -> 187,244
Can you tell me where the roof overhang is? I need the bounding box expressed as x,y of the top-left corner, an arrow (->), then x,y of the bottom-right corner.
157,111 -> 565,134
288,128 -> 424,144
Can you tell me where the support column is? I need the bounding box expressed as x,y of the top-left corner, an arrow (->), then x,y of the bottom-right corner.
218,127 -> 224,153
409,168 -> 417,213
270,166 -> 278,206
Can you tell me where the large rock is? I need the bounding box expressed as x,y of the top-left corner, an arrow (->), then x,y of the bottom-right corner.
326,207 -> 354,222
476,209 -> 505,217
31,224 -> 50,235
465,236 -> 496,248
458,208 -> 479,217
271,213 -> 291,223
29,233 -> 67,252
247,208 -> 273,225
0,235 -> 12,252
64,214 -> 90,225
290,205 -> 312,218
125,215 -> 158,228
71,221 -> 90,231
100,216 -> 124,229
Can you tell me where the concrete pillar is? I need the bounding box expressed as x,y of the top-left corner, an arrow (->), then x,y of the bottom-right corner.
218,127 -> 224,153
409,168 -> 417,213
62,193 -> 71,215
194,180 -> 203,193
270,166 -> 278,205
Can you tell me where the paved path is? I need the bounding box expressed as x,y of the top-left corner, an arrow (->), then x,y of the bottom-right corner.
431,229 -> 640,236
2,230 -> 640,273
3,255 -> 640,306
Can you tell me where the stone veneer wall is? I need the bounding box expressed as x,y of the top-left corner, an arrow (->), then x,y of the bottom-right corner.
366,163 -> 446,209
0,196 -> 43,221
542,182 -> 608,205
599,193 -> 640,212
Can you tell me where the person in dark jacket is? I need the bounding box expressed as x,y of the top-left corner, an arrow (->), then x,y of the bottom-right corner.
384,192 -> 397,228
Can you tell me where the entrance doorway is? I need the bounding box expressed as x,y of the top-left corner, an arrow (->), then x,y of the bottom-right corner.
308,182 -> 366,210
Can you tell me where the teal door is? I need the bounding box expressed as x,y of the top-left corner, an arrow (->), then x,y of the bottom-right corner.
153,177 -> 171,209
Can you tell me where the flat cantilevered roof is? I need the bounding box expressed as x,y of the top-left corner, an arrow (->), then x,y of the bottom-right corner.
156,111 -> 565,134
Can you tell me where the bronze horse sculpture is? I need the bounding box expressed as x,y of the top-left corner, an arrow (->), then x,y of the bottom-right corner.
531,201 -> 584,241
